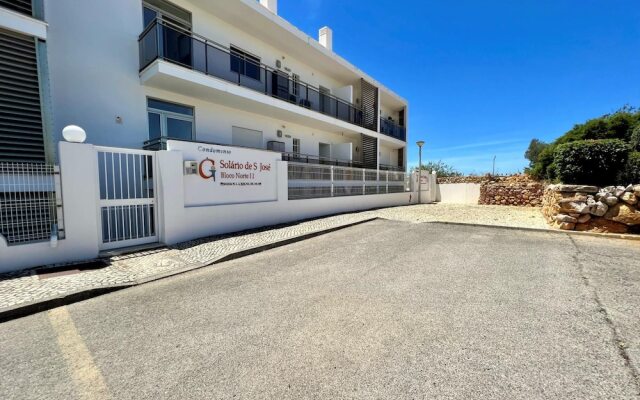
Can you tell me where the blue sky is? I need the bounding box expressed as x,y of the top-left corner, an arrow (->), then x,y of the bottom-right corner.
278,0 -> 640,174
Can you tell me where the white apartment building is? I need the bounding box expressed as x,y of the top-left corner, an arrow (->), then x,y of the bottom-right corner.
0,0 -> 417,271
9,0 -> 407,171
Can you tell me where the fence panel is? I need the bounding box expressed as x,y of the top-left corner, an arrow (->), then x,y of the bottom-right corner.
0,163 -> 61,245
287,162 -> 406,200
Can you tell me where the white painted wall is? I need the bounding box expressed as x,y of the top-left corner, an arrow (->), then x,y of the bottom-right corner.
145,87 -> 358,156
0,142 -> 100,273
436,183 -> 481,204
0,142 -> 416,273
158,155 -> 414,244
379,144 -> 399,167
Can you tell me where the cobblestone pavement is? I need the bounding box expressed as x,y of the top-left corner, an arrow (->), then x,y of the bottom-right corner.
0,204 -> 547,313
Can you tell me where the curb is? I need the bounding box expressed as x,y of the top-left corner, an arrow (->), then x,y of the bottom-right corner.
0,217 -> 378,323
423,220 -> 640,241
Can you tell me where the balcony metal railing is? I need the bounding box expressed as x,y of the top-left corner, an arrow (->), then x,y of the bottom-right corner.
139,19 -> 365,129
380,118 -> 406,141
281,152 -> 363,169
379,164 -> 405,172
287,162 -> 407,200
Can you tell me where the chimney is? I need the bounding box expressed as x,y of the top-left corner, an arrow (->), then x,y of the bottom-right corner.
319,26 -> 333,51
260,0 -> 278,14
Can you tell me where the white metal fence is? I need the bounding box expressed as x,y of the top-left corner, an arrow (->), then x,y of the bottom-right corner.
96,147 -> 158,250
0,162 -> 62,245
288,162 -> 407,200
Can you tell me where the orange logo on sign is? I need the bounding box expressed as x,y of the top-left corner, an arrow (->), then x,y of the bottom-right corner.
199,158 -> 217,182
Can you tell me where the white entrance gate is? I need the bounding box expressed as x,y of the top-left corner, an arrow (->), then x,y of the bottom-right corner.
96,147 -> 158,250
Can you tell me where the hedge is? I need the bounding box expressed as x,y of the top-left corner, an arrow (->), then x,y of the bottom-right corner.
618,151 -> 640,184
554,139 -> 629,186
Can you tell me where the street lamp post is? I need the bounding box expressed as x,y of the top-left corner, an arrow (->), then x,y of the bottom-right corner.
416,140 -> 425,203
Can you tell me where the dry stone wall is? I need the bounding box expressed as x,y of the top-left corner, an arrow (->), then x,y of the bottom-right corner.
479,176 -> 544,207
437,175 -> 544,207
542,184 -> 640,234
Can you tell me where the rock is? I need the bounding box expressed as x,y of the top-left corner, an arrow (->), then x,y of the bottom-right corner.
575,219 -> 629,234
560,201 -> 591,214
604,196 -> 619,206
621,192 -> 638,205
604,203 -> 640,226
595,191 -> 608,201
577,214 -> 592,224
586,197 -> 596,207
550,184 -> 598,193
558,222 -> 575,230
615,186 -> 626,197
555,214 -> 578,223
626,184 -> 635,192
634,185 -> 640,196
591,201 -> 609,217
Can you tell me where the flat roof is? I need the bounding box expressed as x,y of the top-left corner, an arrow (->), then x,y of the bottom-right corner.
190,0 -> 408,106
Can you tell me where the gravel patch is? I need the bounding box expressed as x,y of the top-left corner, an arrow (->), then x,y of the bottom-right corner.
377,204 -> 548,229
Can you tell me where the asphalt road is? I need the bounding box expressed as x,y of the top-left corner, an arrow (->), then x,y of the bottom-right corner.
1,220 -> 640,399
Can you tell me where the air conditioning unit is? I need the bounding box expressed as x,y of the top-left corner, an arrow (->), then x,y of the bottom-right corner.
267,141 -> 285,152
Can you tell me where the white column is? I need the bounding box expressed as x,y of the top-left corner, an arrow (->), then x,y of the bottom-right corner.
155,150 -> 185,245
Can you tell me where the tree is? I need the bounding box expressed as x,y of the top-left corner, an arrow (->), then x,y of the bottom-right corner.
412,160 -> 462,177
524,139 -> 549,166
526,106 -> 640,182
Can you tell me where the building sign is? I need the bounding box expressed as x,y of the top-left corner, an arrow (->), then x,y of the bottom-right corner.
167,140 -> 280,207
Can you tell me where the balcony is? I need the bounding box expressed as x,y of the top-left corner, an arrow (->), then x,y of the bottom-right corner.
139,20 -> 365,129
379,118 -> 406,141
281,152 -> 363,169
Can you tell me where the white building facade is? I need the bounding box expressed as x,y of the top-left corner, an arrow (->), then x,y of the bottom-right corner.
0,0 -> 421,272
43,0 -> 408,170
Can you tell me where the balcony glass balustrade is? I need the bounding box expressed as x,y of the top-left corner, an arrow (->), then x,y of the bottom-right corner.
139,20 -> 365,129
379,118 -> 406,141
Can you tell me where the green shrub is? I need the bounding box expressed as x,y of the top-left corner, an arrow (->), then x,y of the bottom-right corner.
631,125 -> 640,151
555,108 -> 640,145
554,139 -> 629,185
618,152 -> 640,184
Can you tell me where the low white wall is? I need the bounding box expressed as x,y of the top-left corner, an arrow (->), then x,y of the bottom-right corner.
436,183 -> 481,204
1,143 -> 414,273
0,142 -> 100,273
159,155 -> 413,244
412,171 -> 437,204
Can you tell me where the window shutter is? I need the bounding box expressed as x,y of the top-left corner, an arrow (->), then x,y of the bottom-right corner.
0,28 -> 45,162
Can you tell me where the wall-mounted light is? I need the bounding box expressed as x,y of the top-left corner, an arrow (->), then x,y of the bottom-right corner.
62,125 -> 87,143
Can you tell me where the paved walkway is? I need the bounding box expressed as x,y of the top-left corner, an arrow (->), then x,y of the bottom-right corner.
0,204 -> 547,314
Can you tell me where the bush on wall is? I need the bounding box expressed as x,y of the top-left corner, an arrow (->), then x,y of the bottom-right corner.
554,139 -> 629,186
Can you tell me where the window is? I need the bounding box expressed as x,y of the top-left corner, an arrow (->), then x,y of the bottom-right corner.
143,0 -> 192,29
230,46 -> 261,81
147,99 -> 194,141
232,126 -> 263,149
292,138 -> 301,156
292,74 -> 300,97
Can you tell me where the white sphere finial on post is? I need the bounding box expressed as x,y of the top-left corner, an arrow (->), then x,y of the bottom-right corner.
62,125 -> 87,143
